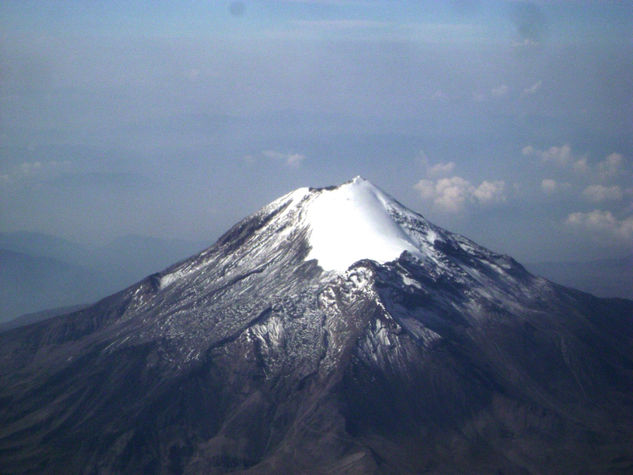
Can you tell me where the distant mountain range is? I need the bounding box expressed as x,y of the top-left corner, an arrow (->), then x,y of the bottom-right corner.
0,249 -> 105,322
0,232 -> 209,322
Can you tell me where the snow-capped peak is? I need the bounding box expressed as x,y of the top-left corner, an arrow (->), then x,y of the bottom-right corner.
157,177 -> 437,288
304,177 -> 424,272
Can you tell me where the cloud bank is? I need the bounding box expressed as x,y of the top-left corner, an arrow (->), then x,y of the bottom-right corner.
414,161 -> 506,213
566,210 -> 633,240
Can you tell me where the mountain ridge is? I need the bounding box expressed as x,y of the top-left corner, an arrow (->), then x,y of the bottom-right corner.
0,178 -> 632,473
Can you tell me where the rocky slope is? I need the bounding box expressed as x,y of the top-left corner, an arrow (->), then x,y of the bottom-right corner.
1,177 -> 632,474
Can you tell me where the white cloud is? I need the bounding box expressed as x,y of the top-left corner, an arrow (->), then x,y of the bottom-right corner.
566,209 -> 615,228
540,144 -> 572,165
565,210 -> 633,240
597,152 -> 623,179
522,143 -> 589,170
414,177 -> 472,212
491,84 -> 509,97
540,178 -> 571,194
573,157 -> 589,174
522,80 -> 542,96
414,179 -> 436,201
434,177 -> 473,212
414,176 -> 506,212
428,161 -> 455,177
473,180 -> 506,204
415,159 -> 507,212
285,153 -> 306,168
522,144 -> 571,164
582,184 -> 623,202
263,150 -> 306,168
541,179 -> 556,194
525,146 -> 626,180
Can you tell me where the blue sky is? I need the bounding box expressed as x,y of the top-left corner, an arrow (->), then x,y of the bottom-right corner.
1,0 -> 632,263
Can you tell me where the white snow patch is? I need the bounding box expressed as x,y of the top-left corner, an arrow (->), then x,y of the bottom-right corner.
251,315 -> 284,348
401,274 -> 422,289
305,177 -> 423,272
374,319 -> 392,347
160,268 -> 190,289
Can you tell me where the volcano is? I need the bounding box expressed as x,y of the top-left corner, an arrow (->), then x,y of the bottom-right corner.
1,177 -> 632,473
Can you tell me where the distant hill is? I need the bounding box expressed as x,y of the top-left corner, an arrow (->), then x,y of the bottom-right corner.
0,231 -> 92,266
526,256 -> 633,300
0,233 -> 210,323
93,234 -> 209,289
0,304 -> 88,333
0,249 -> 107,321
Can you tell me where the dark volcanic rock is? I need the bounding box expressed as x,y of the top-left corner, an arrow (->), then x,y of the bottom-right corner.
0,177 -> 632,474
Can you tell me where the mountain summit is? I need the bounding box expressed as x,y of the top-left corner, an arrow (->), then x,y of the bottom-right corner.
1,178 -> 632,473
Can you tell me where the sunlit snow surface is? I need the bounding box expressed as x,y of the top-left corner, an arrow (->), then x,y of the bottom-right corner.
159,175 -> 447,285
304,177 -> 423,272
